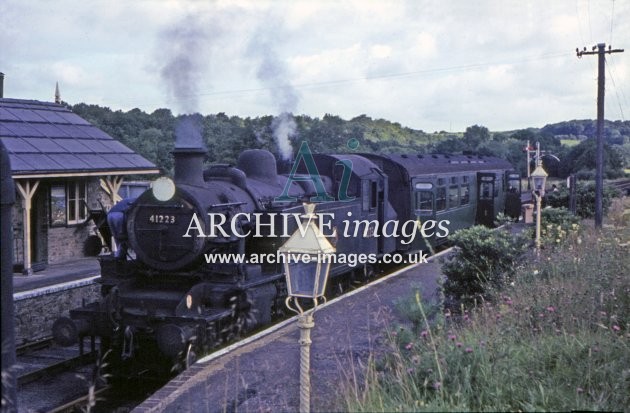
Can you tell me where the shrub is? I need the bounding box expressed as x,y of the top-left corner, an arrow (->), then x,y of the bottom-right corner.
440,226 -> 528,308
545,181 -> 617,218
538,207 -> 581,249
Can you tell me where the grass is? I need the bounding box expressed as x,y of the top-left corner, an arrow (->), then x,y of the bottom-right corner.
561,139 -> 581,147
342,199 -> 630,412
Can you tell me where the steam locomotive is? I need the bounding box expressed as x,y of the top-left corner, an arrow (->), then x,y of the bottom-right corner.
53,144 -> 521,375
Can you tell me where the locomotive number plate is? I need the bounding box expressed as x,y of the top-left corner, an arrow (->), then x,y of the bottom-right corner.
148,214 -> 176,224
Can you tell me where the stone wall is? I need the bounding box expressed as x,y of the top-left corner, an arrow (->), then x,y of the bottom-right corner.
14,281 -> 101,346
47,226 -> 91,264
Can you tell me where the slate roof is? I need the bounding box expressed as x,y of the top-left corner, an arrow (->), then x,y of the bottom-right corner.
0,98 -> 159,177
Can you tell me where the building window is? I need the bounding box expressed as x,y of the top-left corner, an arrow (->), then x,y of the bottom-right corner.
50,186 -> 66,226
50,180 -> 87,226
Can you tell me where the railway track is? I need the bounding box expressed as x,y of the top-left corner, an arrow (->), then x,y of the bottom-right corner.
609,178 -> 630,195
17,337 -> 98,386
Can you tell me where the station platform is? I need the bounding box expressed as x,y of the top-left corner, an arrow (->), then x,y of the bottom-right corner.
133,250 -> 449,413
12,257 -> 100,294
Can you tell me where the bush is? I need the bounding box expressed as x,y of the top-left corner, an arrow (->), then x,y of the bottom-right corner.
545,181 -> 617,218
440,226 -> 528,308
537,207 -> 581,249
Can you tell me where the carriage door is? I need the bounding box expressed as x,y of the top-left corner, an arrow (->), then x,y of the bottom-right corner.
476,173 -> 495,226
505,172 -> 522,219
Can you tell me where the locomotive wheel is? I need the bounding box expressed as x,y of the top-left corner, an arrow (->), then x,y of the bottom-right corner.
363,264 -> 376,280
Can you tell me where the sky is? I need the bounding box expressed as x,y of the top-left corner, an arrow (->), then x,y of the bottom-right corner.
1,0 -> 628,132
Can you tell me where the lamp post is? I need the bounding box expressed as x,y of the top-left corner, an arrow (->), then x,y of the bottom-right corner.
531,162 -> 548,253
279,203 -> 336,413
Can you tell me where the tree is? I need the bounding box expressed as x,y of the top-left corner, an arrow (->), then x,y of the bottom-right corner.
463,125 -> 490,149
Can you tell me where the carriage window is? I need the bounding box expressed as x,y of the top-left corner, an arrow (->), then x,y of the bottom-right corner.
508,174 -> 520,193
461,184 -> 470,204
362,180 -> 370,211
371,181 -> 378,209
450,176 -> 458,185
480,182 -> 493,200
415,191 -> 433,212
462,176 -> 469,184
437,178 -> 445,186
495,174 -> 502,195
436,187 -> 447,211
448,186 -> 459,208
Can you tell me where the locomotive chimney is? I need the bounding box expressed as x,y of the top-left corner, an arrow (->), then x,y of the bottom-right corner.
173,147 -> 206,187
172,114 -> 206,187
0,72 -> 4,98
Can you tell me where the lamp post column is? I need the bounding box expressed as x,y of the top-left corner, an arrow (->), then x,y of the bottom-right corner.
535,193 -> 542,253
298,313 -> 314,413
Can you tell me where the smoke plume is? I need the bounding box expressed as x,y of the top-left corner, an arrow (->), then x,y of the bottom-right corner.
159,14 -> 213,115
248,28 -> 300,160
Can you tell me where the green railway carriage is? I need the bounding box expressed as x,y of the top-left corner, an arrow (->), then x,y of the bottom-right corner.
362,153 -> 520,251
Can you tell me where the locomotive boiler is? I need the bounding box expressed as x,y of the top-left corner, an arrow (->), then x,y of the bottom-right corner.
53,143 -> 520,376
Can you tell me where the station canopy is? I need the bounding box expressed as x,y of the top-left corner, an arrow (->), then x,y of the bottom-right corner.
0,98 -> 159,178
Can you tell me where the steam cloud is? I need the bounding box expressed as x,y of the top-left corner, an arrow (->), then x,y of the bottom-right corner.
249,32 -> 300,160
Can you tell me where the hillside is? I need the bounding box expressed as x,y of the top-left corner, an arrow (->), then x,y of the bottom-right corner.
69,103 -> 630,177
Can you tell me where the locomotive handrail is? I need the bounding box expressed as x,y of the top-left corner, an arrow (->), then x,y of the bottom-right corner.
207,201 -> 247,210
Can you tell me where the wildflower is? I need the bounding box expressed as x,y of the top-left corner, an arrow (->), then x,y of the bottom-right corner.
433,381 -> 441,390
407,367 -> 414,374
411,355 -> 420,364
577,238 -> 582,245
405,342 -> 414,350
612,325 -> 621,331
465,347 -> 473,353
479,340 -> 485,347
577,387 -> 584,394
420,330 -> 428,338
456,342 -> 463,348
533,270 -> 539,275
546,306 -> 555,312
448,334 -> 456,341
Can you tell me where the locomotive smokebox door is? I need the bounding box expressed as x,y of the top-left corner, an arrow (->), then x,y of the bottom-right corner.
476,173 -> 496,226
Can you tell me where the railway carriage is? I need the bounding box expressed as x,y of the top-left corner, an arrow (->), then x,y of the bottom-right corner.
363,153 -> 518,249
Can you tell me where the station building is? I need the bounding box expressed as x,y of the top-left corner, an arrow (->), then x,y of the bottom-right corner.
0,77 -> 159,274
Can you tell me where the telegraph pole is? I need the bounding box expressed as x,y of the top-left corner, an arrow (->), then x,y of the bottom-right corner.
576,43 -> 624,228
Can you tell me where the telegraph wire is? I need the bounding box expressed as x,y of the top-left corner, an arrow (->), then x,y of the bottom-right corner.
605,57 -> 627,121
112,51 -> 572,106
609,0 -> 615,46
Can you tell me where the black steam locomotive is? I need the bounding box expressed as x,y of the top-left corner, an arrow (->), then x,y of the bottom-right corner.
53,144 -> 520,375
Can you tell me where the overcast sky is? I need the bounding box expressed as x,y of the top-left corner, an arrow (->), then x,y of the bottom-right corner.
1,0 -> 628,132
